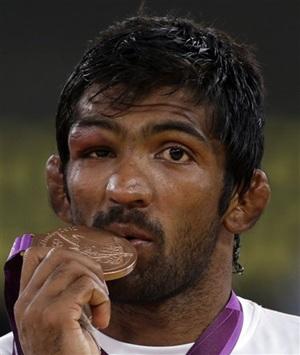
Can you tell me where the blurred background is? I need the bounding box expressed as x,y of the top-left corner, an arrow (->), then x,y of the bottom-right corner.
0,0 -> 299,336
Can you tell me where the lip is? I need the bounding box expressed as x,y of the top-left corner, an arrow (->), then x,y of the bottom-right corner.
103,223 -> 153,243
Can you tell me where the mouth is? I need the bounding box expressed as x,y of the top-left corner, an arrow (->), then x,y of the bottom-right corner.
103,223 -> 153,246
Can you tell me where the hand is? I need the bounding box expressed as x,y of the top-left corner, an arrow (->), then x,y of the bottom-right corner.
14,247 -> 110,355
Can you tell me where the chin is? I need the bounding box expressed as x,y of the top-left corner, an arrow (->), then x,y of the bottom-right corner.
106,257 -> 204,305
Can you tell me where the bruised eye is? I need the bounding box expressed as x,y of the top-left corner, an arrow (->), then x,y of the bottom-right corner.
85,147 -> 115,158
157,146 -> 191,163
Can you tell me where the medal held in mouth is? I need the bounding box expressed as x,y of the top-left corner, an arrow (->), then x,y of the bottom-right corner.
31,225 -> 138,280
4,226 -> 138,355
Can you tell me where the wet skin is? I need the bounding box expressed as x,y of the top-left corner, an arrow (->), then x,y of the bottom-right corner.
67,86 -> 225,260
67,89 -> 229,294
64,86 -> 232,342
14,86 -> 270,352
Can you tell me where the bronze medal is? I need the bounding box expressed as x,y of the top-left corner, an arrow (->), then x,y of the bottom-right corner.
30,226 -> 137,331
31,225 -> 137,280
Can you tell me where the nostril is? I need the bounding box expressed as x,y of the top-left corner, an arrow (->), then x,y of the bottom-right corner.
126,199 -> 146,209
109,197 -> 146,209
135,199 -> 145,205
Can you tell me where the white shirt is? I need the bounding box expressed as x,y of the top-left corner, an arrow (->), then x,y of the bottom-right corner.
1,297 -> 299,354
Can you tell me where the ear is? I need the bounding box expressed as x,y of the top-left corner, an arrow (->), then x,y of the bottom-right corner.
46,154 -> 72,224
223,169 -> 271,234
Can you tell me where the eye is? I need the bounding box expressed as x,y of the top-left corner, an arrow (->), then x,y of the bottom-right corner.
156,146 -> 192,163
84,147 -> 115,159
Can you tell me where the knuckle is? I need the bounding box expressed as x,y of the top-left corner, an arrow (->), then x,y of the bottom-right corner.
70,275 -> 99,296
46,247 -> 81,264
46,247 -> 63,259
67,259 -> 83,271
52,259 -> 83,278
50,264 -> 67,279
22,246 -> 36,261
13,299 -> 22,319
23,246 -> 33,257
22,306 -> 36,324
24,246 -> 47,259
79,274 -> 95,288
14,300 -> 35,328
46,248 -> 77,266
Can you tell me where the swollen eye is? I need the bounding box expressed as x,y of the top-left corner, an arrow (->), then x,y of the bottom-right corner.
88,148 -> 114,158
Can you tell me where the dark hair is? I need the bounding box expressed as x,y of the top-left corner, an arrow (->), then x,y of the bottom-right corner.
56,15 -> 265,215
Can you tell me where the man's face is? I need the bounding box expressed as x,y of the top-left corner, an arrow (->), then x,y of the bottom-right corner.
64,86 -> 226,304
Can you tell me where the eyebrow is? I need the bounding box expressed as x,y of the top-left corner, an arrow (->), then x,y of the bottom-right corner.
73,116 -> 123,135
142,120 -> 208,143
73,116 -> 208,143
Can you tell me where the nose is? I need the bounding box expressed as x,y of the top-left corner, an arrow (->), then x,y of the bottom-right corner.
105,161 -> 153,209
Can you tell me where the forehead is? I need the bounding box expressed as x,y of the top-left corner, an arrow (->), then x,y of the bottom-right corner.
74,84 -> 213,132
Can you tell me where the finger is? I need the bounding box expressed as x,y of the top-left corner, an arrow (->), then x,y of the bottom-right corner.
20,246 -> 51,292
29,275 -> 110,330
20,247 -> 105,296
91,298 -> 111,329
23,260 -> 108,306
63,275 -> 111,329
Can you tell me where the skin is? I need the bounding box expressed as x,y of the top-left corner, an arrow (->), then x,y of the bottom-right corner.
14,86 -> 270,354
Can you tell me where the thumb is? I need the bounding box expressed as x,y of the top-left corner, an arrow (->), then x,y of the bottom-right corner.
90,286 -> 111,329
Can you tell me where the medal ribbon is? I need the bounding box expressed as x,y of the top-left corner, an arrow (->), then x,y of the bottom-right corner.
4,234 -> 33,355
186,292 -> 243,355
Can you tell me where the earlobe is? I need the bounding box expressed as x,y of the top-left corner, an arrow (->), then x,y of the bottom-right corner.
46,154 -> 72,224
223,169 -> 271,234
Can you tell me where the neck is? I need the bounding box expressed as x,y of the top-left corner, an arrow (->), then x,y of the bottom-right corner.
103,233 -> 233,346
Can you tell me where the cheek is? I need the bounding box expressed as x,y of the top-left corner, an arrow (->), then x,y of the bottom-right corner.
66,163 -> 108,222
156,167 -> 223,232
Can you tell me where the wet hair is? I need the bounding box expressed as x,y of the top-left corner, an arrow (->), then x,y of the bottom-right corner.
56,15 -> 265,217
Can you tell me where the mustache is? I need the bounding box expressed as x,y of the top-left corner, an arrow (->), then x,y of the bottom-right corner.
92,206 -> 165,243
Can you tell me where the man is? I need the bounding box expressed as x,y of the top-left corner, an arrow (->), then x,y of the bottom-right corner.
1,15 -> 299,355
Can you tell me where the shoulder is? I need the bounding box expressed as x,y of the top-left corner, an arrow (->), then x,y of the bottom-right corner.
233,297 -> 300,354
0,332 -> 14,355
